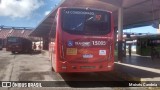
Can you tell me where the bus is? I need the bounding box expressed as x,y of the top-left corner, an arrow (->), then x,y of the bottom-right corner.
136,34 -> 160,57
6,37 -> 32,54
0,38 -> 3,50
49,7 -> 114,72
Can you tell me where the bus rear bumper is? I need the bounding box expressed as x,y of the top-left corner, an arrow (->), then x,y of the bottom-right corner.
55,62 -> 114,73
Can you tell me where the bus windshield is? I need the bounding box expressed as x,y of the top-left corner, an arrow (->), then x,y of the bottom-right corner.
62,8 -> 111,35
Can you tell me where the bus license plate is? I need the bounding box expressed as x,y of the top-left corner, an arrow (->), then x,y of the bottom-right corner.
83,54 -> 93,58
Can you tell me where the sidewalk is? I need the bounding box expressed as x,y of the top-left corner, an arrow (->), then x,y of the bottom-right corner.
114,54 -> 160,81
41,50 -> 160,82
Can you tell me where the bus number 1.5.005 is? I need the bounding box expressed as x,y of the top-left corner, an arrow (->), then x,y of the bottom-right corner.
92,41 -> 106,46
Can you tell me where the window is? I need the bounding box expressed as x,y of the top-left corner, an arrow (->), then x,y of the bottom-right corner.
50,13 -> 57,38
7,37 -> 19,43
61,8 -> 111,35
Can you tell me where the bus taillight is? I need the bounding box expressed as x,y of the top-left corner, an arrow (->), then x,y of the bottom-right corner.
62,66 -> 67,69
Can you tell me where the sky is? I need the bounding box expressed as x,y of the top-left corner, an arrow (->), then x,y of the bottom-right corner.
0,0 -> 158,33
124,26 -> 157,34
0,0 -> 60,28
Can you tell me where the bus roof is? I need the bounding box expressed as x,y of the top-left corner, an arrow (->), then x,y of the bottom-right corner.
125,34 -> 160,41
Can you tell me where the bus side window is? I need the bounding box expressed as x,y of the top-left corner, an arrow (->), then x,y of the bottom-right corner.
141,41 -> 146,48
49,13 -> 57,39
147,39 -> 152,46
54,14 -> 57,26
53,13 -> 57,38
137,40 -> 140,46
144,41 -> 147,48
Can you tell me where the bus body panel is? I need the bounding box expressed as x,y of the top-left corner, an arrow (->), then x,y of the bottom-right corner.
50,7 -> 114,73
136,36 -> 160,56
0,39 -> 3,50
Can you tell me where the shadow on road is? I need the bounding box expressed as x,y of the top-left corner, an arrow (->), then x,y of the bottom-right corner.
59,72 -> 133,87
10,50 -> 42,55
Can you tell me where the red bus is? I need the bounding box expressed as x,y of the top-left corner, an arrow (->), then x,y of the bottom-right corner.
49,7 -> 114,72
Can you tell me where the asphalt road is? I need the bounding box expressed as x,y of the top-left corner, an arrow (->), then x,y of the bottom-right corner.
0,49 -> 147,90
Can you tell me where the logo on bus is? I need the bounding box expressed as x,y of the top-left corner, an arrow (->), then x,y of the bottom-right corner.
75,41 -> 107,47
67,41 -> 74,47
99,50 -> 106,55
75,42 -> 91,47
83,54 -> 93,58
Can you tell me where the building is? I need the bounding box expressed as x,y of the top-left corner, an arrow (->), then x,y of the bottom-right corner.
157,24 -> 160,33
0,26 -> 33,48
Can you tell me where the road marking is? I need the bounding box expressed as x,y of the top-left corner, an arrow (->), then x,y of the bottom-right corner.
115,62 -> 160,74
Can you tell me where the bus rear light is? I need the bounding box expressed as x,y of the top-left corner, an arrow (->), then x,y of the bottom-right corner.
61,45 -> 65,59
72,66 -> 77,69
108,45 -> 112,60
62,66 -> 67,69
108,65 -> 111,68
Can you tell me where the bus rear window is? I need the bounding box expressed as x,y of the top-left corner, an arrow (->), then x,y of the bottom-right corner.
62,8 -> 111,35
8,37 -> 18,43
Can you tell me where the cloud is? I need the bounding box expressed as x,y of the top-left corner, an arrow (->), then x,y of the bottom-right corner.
44,10 -> 51,16
0,0 -> 44,18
